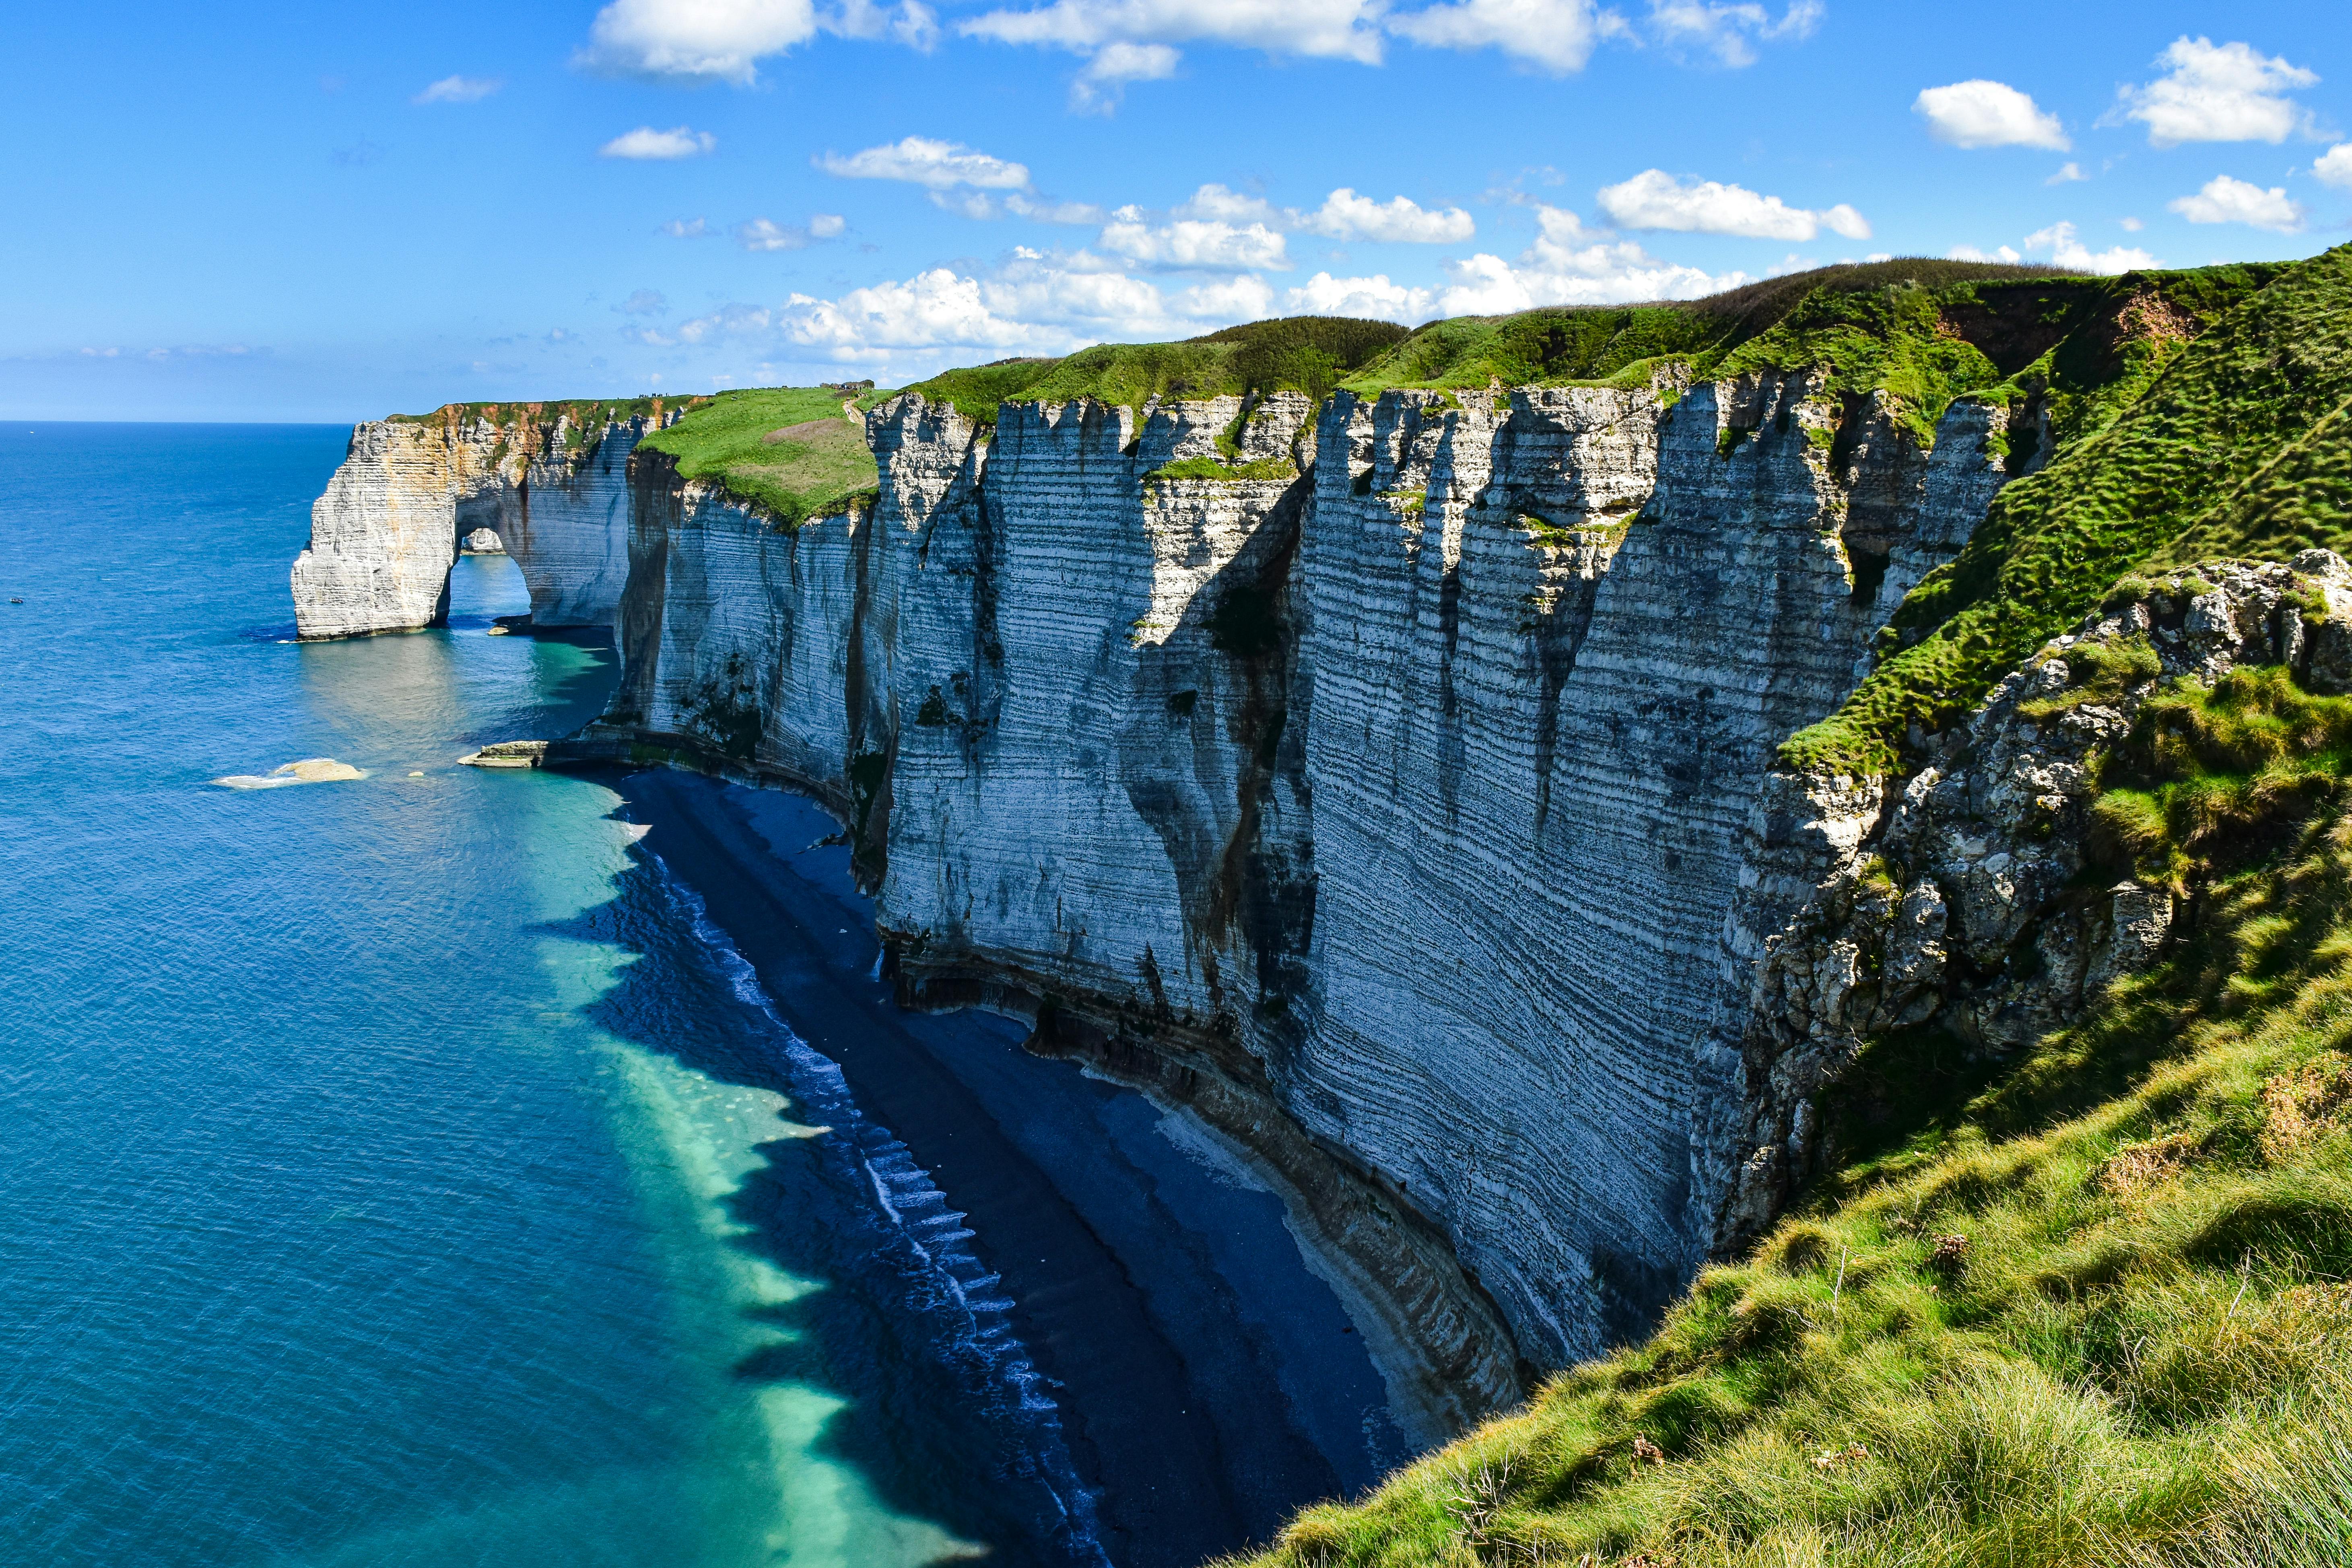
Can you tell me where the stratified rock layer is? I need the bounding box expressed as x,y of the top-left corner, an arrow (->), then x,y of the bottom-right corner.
294,374 -> 2018,1428
291,408 -> 661,638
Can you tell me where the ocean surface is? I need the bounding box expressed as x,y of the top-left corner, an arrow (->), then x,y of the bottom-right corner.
0,424 -> 1403,1568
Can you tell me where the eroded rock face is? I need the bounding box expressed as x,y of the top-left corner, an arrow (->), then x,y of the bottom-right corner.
297,375 -> 2022,1421
290,410 -> 660,638
1717,553 -> 2352,1245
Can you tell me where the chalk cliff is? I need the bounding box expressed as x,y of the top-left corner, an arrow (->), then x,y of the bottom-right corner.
291,370 -> 2025,1427
290,405 -> 664,639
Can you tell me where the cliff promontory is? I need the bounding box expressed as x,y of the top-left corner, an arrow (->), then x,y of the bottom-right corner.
294,248 -> 2352,1560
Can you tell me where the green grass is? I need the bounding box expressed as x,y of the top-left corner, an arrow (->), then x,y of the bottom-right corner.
389,394 -> 693,447
636,386 -> 878,526
1783,245 -> 2352,778
897,316 -> 1410,424
1144,455 -> 1300,483
1236,666 -> 2352,1567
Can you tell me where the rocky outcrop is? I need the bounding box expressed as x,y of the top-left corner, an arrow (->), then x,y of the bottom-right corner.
295,371 -> 2022,1425
290,406 -> 666,639
1715,552 -> 2352,1242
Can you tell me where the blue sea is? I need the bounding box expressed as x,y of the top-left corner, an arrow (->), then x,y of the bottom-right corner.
0,424 -> 1402,1568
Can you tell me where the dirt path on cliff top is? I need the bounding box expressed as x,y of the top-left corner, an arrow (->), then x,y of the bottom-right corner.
611,769 -> 1402,1567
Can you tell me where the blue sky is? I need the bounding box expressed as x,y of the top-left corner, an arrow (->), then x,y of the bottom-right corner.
5,0 -> 2348,420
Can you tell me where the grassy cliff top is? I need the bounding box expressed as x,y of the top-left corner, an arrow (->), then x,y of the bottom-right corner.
1785,248 -> 2343,776
897,315 -> 1412,423
637,386 -> 878,526
388,394 -> 699,430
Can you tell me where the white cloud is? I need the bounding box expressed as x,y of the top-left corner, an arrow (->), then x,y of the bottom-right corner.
1388,0 -> 1617,73
1645,0 -> 1820,69
1297,188 -> 1475,243
1174,274 -> 1278,321
958,0 -> 1384,65
1282,271 -> 1437,322
1947,244 -> 2022,264
1005,192 -> 1105,223
829,0 -> 941,48
2046,162 -> 2087,185
1913,79 -> 2068,150
1596,169 -> 1868,240
1072,41 -> 1179,111
2316,144 -> 2352,190
1175,183 -> 1279,223
1426,204 -> 1744,315
2117,36 -> 2319,148
1099,210 -> 1290,270
577,0 -> 818,83
2022,221 -> 2157,275
736,215 -> 849,250
413,75 -> 501,104
658,217 -> 712,237
616,290 -> 669,315
599,126 -> 717,160
818,136 -> 1031,189
2167,174 -> 2304,232
2120,216 -> 2144,232
1169,183 -> 1473,243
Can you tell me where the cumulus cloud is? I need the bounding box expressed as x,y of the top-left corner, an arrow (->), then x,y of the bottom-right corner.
578,0 -> 818,82
1297,188 -> 1476,243
1431,204 -> 1741,314
1645,0 -> 1820,69
599,126 -> 716,160
1597,169 -> 1868,240
2022,220 -> 2157,275
2167,174 -> 2304,232
2047,162 -> 2088,185
413,74 -> 501,104
1913,79 -> 2068,150
2316,144 -> 2352,190
616,290 -> 669,315
818,136 -> 1031,189
736,214 -> 849,250
1099,209 -> 1290,270
1071,41 -> 1179,111
829,0 -> 941,47
577,0 -> 938,81
1388,0 -> 1618,74
1171,183 -> 1473,243
2115,36 -> 2319,148
658,217 -> 712,237
959,0 -> 1384,66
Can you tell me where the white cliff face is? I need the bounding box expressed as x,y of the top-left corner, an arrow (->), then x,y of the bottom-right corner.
296,374 -> 2019,1422
290,409 -> 659,639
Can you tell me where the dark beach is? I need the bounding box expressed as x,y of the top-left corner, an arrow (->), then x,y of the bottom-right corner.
610,768 -> 1411,1568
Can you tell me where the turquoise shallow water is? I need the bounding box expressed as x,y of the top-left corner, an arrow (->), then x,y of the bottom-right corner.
0,424 -> 1102,1566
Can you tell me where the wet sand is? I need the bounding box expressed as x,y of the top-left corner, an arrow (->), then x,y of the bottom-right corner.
614,769 -> 1410,1568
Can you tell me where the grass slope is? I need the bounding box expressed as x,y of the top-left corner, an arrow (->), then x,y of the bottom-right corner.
1783,249 -> 2348,777
1241,666 -> 2352,1568
899,316 -> 1411,423
636,386 -> 878,526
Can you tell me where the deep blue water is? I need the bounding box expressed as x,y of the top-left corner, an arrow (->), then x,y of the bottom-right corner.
0,424 -> 1404,1568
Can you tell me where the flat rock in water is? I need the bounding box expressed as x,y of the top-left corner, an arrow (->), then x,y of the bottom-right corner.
458,740 -> 548,770
212,758 -> 367,789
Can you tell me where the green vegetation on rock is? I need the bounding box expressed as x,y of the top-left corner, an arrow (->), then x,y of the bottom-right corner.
1784,246 -> 2352,777
898,316 -> 1410,424
637,386 -> 880,527
1241,660 -> 2352,1568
